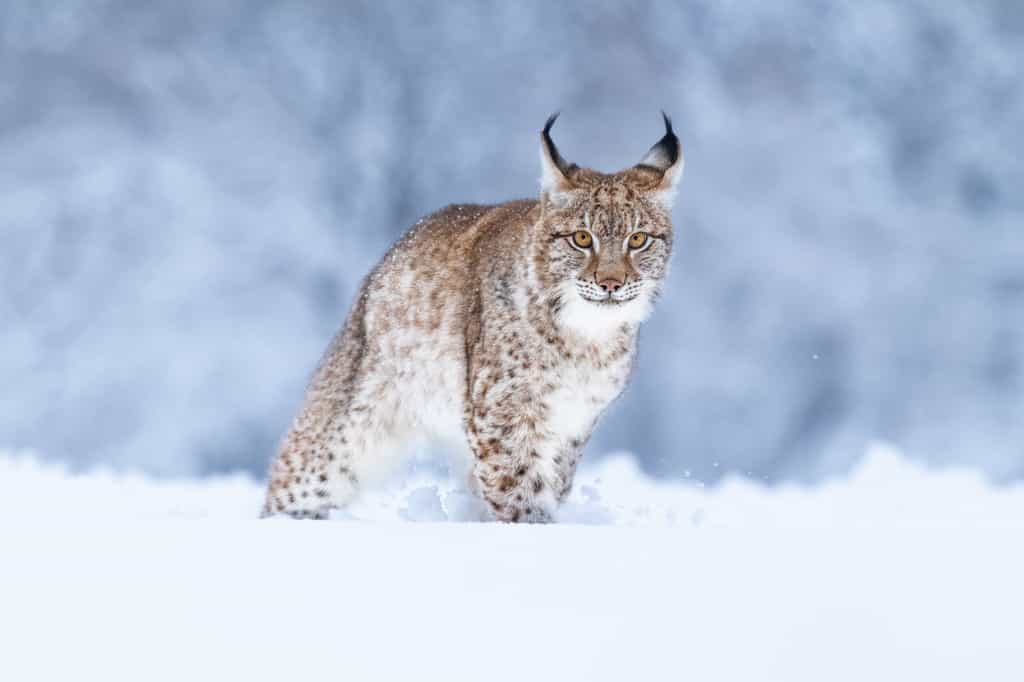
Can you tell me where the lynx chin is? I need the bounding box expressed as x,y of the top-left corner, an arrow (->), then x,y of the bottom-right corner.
262,113 -> 684,522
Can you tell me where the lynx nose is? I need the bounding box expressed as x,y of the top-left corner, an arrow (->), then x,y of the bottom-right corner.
598,278 -> 624,293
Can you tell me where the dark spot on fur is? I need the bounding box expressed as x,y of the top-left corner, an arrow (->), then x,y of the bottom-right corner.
495,274 -> 513,306
338,467 -> 358,485
532,477 -> 544,493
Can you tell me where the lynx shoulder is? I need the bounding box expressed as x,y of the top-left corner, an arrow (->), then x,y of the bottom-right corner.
262,114 -> 684,522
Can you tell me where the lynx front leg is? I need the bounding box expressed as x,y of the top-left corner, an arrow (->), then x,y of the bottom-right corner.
466,406 -> 578,523
472,451 -> 557,523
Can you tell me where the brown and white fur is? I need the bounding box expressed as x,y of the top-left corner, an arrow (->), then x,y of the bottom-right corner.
262,114 -> 684,522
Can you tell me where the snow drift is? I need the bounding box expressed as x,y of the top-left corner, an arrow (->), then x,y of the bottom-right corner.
2,443 -> 1022,527
2,445 -> 1023,681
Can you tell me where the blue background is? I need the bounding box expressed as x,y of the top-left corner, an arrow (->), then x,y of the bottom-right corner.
2,1 -> 1022,482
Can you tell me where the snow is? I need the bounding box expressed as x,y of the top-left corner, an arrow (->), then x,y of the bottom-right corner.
2,445 -> 1023,681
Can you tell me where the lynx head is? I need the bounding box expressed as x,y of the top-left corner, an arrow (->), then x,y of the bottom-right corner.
536,113 -> 684,338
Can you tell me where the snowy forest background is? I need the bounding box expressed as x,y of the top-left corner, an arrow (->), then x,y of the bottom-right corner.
2,1 -> 1022,484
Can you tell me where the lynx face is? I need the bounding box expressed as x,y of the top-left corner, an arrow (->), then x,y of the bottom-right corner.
536,114 -> 683,337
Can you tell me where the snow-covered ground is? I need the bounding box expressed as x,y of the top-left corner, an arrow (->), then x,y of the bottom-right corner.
2,445 -> 1023,681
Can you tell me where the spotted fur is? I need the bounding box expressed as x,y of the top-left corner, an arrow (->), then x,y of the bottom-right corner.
261,114 -> 684,522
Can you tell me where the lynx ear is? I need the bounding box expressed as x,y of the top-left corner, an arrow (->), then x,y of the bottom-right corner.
539,113 -> 576,207
637,112 -> 684,210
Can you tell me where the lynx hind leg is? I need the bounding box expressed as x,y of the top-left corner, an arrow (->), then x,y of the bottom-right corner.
261,438 -> 360,520
261,385 -> 414,519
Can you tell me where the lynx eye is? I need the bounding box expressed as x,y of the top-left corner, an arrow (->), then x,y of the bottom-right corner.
571,230 -> 593,249
628,231 -> 649,250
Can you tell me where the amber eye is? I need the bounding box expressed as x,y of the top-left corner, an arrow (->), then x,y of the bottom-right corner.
628,231 -> 649,249
571,230 -> 593,249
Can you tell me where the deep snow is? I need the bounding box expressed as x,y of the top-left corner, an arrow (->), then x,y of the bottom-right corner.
2,445 -> 1023,681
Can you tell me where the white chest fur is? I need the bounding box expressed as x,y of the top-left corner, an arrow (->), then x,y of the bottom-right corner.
543,354 -> 631,443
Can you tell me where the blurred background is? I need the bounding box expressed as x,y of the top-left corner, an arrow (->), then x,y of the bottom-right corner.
2,1 -> 1022,484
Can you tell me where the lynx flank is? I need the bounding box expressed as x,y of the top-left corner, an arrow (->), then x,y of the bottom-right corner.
262,114 -> 684,522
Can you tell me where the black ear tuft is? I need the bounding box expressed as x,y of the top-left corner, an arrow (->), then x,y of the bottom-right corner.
541,112 -> 574,178
638,111 -> 681,171
543,112 -> 560,138
659,111 -> 680,166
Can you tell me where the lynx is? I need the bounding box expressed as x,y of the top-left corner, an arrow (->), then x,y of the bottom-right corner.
262,113 -> 684,522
